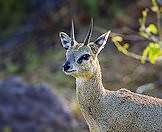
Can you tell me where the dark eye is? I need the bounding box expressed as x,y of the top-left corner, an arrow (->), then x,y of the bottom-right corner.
77,54 -> 91,64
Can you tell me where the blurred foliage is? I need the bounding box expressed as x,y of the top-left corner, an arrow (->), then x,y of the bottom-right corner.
23,48 -> 74,88
78,0 -> 98,16
78,0 -> 127,18
112,36 -> 128,54
112,0 -> 162,64
0,0 -> 29,35
2,1 -> 161,131
3,127 -> 12,132
0,47 -> 74,88
0,0 -> 132,74
1,0 -> 160,89
141,42 -> 162,64
139,0 -> 162,64
112,36 -> 142,61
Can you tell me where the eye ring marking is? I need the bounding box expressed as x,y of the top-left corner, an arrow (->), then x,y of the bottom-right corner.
77,54 -> 91,64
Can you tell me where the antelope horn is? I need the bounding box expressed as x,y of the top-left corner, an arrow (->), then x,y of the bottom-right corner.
84,18 -> 93,45
71,20 -> 75,46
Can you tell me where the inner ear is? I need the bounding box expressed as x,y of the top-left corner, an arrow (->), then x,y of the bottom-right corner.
59,32 -> 71,50
89,31 -> 111,55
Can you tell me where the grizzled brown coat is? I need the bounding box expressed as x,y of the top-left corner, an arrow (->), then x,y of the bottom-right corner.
60,20 -> 162,132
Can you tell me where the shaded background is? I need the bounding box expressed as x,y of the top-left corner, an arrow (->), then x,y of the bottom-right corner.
0,0 -> 162,131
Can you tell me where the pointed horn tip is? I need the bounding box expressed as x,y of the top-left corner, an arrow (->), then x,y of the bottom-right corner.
91,17 -> 93,22
71,20 -> 74,30
83,18 -> 94,45
71,19 -> 74,25
90,18 -> 94,27
71,19 -> 75,41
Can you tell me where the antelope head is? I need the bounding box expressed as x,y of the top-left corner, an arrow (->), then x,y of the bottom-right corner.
60,19 -> 111,79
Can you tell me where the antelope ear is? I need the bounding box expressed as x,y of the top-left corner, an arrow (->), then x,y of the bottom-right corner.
59,32 -> 71,50
89,31 -> 111,55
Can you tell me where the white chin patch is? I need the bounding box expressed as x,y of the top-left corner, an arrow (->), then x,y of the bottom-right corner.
64,70 -> 77,75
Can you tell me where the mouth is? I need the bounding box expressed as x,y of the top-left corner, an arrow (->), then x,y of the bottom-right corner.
64,70 -> 77,74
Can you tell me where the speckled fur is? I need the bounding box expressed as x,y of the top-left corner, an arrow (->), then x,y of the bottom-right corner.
76,60 -> 162,132
60,30 -> 162,132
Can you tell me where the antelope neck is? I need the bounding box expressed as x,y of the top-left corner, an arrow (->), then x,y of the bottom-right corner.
76,61 -> 105,106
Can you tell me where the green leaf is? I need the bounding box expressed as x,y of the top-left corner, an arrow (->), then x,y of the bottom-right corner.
142,42 -> 162,64
141,47 -> 149,64
149,43 -> 161,63
112,36 -> 123,42
123,43 -> 129,50
151,6 -> 159,12
139,31 -> 149,39
151,0 -> 159,12
147,24 -> 158,34
152,0 -> 158,7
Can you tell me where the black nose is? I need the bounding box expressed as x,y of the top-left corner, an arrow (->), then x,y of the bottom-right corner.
63,61 -> 71,71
